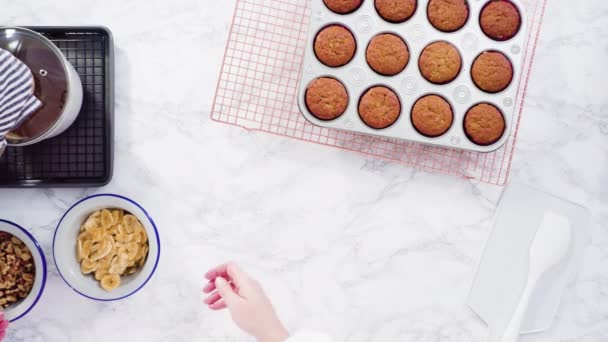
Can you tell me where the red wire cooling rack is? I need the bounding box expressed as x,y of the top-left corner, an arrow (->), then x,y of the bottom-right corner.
211,0 -> 547,185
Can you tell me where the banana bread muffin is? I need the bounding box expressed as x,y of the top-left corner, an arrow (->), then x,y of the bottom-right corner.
471,51 -> 513,93
358,86 -> 401,129
366,33 -> 410,76
427,0 -> 469,32
418,41 -> 462,84
464,103 -> 506,145
305,77 -> 349,121
314,25 -> 357,67
480,0 -> 521,41
375,0 -> 417,23
411,95 -> 453,137
323,0 -> 363,14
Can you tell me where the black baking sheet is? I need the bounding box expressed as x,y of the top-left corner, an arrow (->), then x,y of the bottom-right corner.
0,26 -> 114,187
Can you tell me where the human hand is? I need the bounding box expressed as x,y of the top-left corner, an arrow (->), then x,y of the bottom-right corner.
0,312 -> 8,341
203,263 -> 289,342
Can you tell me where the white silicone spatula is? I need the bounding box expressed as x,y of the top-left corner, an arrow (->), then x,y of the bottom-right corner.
489,211 -> 572,342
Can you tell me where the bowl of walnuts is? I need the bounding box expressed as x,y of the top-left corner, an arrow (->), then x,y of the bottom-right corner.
0,220 -> 47,322
53,194 -> 160,301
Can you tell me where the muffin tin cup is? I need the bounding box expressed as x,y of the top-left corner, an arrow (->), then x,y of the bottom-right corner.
298,0 -> 527,153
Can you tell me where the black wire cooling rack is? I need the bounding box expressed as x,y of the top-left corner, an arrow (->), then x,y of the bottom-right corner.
0,26 -> 114,187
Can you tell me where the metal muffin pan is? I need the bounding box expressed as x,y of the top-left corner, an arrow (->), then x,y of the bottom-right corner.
297,0 -> 527,153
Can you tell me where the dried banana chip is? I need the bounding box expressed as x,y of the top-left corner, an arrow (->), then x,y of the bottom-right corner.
90,236 -> 113,261
101,209 -> 114,228
117,224 -> 126,235
100,274 -> 121,291
112,210 -> 124,224
99,253 -> 113,270
109,253 -> 129,275
81,258 -> 98,274
124,242 -> 139,261
140,227 -> 148,244
77,240 -> 93,262
77,239 -> 84,263
132,232 -> 142,244
123,215 -> 138,233
82,214 -> 101,232
134,223 -> 148,244
88,227 -> 104,242
138,245 -> 149,267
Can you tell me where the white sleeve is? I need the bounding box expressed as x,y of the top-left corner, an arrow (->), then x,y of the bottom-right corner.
285,331 -> 333,342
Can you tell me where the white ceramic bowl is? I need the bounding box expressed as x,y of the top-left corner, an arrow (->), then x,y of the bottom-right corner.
53,194 -> 160,301
0,220 -> 47,322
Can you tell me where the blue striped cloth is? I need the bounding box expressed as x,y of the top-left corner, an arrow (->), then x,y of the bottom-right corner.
0,48 -> 42,151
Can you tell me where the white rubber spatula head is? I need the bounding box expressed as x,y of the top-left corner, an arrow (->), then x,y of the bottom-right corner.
529,212 -> 572,276
496,211 -> 572,342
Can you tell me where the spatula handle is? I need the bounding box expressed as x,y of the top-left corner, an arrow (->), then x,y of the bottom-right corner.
487,275 -> 537,342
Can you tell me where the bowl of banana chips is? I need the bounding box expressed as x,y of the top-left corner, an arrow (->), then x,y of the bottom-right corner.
53,194 -> 160,301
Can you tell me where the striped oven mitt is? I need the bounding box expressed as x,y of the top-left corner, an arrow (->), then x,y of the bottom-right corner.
0,48 -> 42,154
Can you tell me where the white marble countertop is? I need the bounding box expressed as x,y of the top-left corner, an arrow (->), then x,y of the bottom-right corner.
1,0 -> 607,341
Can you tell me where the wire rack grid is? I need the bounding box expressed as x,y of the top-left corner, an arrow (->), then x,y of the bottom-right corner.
211,0 -> 547,185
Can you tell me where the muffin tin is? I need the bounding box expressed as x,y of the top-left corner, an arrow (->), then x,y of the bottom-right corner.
297,0 -> 527,153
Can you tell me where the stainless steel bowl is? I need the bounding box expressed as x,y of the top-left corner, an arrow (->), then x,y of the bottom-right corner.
0,27 -> 83,146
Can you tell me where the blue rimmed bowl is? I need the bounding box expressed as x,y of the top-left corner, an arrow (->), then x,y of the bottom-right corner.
53,194 -> 160,301
0,220 -> 47,322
